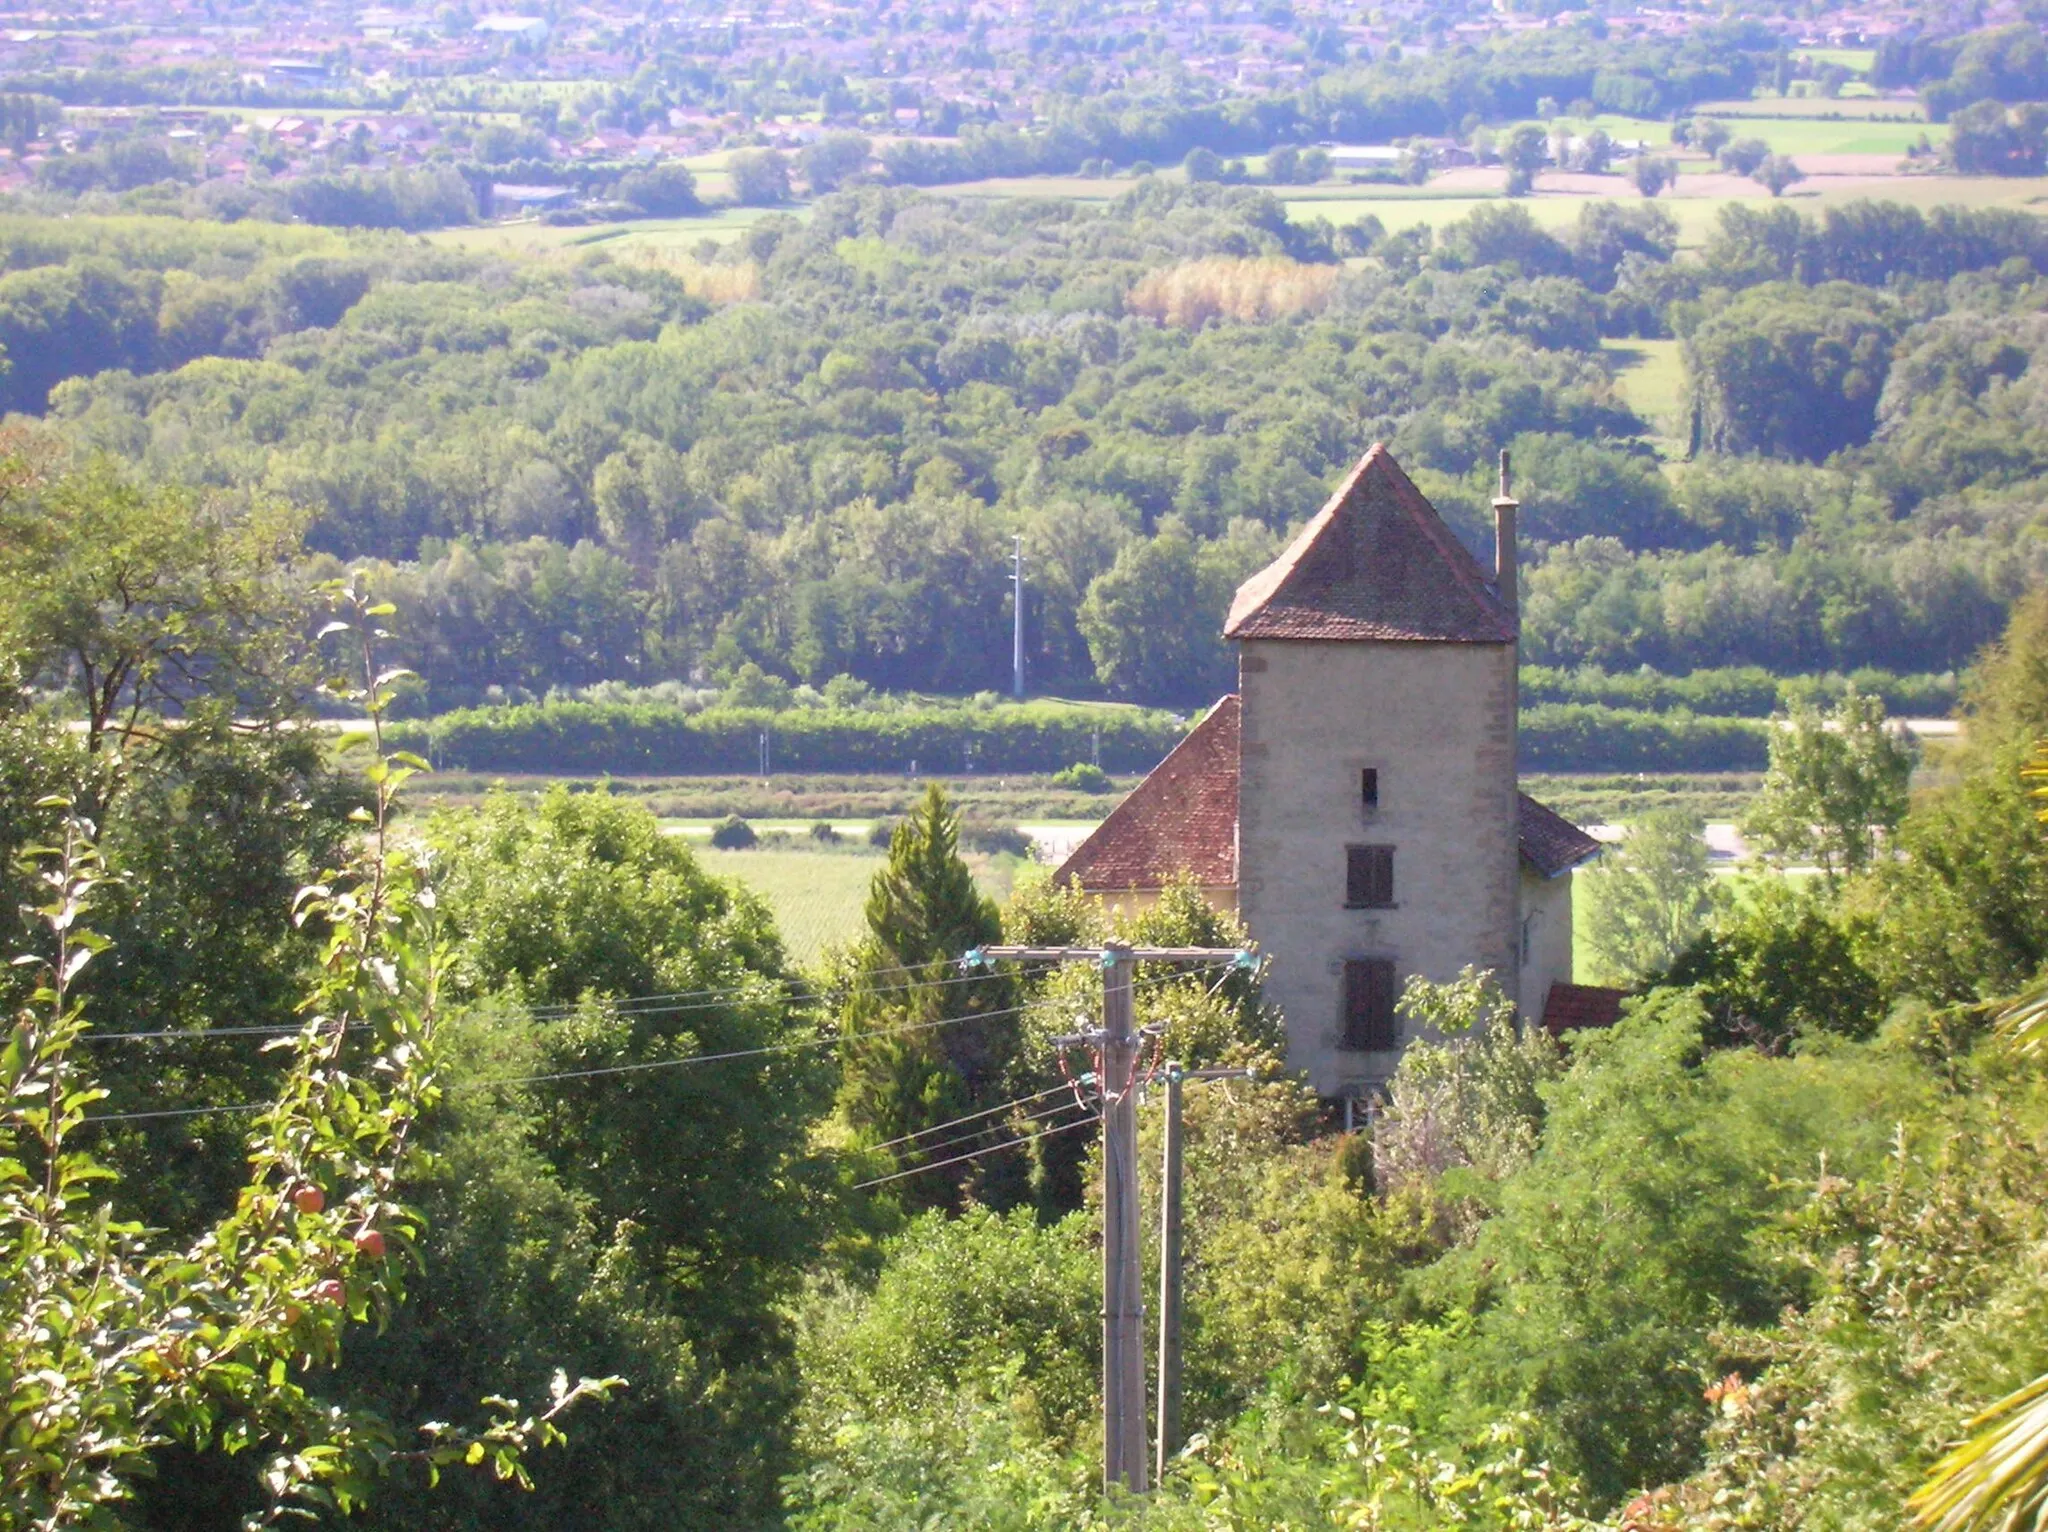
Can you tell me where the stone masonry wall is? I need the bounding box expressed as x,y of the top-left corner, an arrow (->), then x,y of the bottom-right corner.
1237,637 -> 1520,1095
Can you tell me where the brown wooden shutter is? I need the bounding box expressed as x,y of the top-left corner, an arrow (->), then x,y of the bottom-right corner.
1345,845 -> 1395,908
1342,958 -> 1398,1051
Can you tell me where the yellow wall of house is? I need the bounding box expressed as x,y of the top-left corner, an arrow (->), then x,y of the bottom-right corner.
1517,866 -> 1576,1021
1086,885 -> 1240,922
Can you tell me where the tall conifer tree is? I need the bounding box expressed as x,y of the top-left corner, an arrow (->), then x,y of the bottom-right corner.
839,785 -> 1020,1206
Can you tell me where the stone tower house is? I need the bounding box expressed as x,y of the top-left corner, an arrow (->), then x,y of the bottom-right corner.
1055,444 -> 1611,1096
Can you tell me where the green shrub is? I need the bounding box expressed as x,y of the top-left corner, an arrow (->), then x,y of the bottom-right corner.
1049,762 -> 1112,792
961,820 -> 1033,858
710,813 -> 757,849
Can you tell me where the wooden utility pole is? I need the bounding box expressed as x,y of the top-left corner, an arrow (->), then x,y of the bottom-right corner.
1100,945 -> 1145,1492
972,944 -> 1250,1495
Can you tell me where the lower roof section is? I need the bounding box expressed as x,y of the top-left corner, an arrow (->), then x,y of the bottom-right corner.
1052,693 -> 1603,893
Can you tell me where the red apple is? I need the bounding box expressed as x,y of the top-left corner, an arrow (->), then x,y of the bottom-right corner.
314,1279 -> 345,1305
353,1227 -> 386,1260
291,1184 -> 325,1215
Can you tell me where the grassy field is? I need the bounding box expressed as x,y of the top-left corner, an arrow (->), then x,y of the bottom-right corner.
427,203 -> 780,257
1522,772 -> 1765,827
1678,114 -> 1933,157
1603,337 -> 1688,448
1288,169 -> 2048,246
1789,47 -> 1878,73
1691,95 -> 1926,123
697,847 -> 880,964
696,845 -> 1029,966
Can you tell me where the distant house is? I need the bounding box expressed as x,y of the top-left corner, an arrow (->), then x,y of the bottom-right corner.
1324,144 -> 1400,170
266,58 -> 331,84
474,15 -> 549,42
490,182 -> 573,214
1055,445 -> 1617,1097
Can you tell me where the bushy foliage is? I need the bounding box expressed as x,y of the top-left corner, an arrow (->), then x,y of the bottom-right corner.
1580,807 -> 1713,985
1665,879 -> 1883,1049
1401,990 -> 1936,1506
1372,968 -> 1561,1201
1742,688 -> 1918,880
368,785 -> 829,1528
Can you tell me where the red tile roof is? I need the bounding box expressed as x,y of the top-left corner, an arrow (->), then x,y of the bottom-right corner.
1518,793 -> 1605,878
1539,982 -> 1630,1036
1053,695 -> 1602,893
1224,443 -> 1517,644
1053,696 -> 1239,892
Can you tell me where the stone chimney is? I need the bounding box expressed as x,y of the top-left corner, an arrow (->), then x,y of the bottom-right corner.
1492,447 -> 1518,624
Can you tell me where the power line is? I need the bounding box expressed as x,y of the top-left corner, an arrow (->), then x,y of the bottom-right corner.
77,955 -> 1029,1045
863,1091 -> 1101,1170
78,972 -> 1187,1124
87,1100 -> 274,1125
862,1081 -> 1076,1154
851,1111 -> 1097,1191
81,1023 -> 366,1045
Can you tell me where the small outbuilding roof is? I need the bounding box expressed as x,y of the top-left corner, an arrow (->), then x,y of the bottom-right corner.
1517,793 -> 1605,878
1053,696 -> 1240,893
1224,443 -> 1517,645
1539,982 -> 1630,1036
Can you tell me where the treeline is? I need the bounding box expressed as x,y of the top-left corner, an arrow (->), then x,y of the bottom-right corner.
31,144 -> 687,232
0,224 -> 687,415
1874,23 -> 2048,120
1521,663 -> 1956,717
389,698 -> 1188,776
877,23 -> 1768,184
16,183 -> 2048,706
389,695 -> 1783,776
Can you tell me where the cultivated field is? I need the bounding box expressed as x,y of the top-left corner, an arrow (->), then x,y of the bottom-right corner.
696,845 -> 1030,966
695,847 -> 881,963
427,201 -> 779,257
426,91 -> 2047,269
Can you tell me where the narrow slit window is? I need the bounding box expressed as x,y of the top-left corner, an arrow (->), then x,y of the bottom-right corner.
1345,845 -> 1395,909
1342,958 -> 1399,1052
1360,768 -> 1380,812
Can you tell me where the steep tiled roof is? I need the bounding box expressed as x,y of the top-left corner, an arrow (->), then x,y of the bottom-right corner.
1539,982 -> 1630,1037
1518,793 -> 1604,878
1054,697 -> 1239,892
1224,443 -> 1517,644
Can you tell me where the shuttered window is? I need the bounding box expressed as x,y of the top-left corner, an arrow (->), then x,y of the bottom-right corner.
1341,958 -> 1399,1052
1361,768 -> 1380,811
1345,845 -> 1395,908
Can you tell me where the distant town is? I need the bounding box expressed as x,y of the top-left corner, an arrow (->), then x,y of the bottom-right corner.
0,0 -> 2004,221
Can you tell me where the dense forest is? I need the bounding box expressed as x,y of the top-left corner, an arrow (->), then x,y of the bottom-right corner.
9,428 -> 2048,1529
5,182 -> 2045,748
